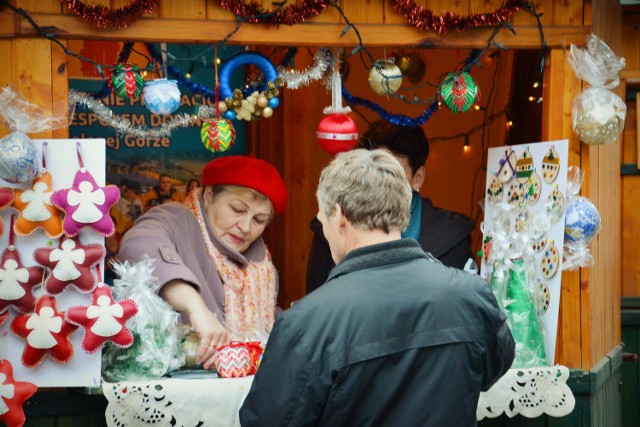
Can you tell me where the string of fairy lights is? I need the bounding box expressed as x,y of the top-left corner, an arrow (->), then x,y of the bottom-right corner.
1,0 -> 547,138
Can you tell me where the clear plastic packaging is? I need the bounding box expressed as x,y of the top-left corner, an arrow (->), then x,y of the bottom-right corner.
566,34 -> 626,145
562,166 -> 601,270
102,256 -> 184,381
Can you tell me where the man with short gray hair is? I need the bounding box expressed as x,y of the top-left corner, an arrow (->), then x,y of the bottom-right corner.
240,149 -> 514,427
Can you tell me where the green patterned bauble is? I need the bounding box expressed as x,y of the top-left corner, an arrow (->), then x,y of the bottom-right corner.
440,71 -> 479,113
201,119 -> 236,153
110,63 -> 144,99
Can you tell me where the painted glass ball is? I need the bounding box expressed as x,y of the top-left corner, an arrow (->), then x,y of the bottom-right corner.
440,71 -> 479,113
201,119 -> 236,153
564,196 -> 601,245
368,62 -> 403,96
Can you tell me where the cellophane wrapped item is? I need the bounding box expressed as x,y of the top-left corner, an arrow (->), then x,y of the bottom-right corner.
102,256 -> 184,381
0,87 -> 67,183
567,34 -> 626,145
562,167 -> 601,270
486,204 -> 549,368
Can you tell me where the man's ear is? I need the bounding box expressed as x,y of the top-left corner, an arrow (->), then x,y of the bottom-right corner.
410,166 -> 426,191
334,205 -> 348,233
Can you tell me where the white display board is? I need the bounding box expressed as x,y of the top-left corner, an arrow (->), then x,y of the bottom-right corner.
0,139 -> 105,387
480,140 -> 569,365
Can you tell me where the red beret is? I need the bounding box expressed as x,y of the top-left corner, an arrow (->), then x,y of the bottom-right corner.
201,156 -> 288,214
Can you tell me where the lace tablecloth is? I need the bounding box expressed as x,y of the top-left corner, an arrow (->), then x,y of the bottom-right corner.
477,366 -> 575,419
102,376 -> 253,427
103,366 -> 575,425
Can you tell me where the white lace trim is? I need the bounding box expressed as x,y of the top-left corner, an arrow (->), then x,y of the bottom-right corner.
477,366 -> 575,419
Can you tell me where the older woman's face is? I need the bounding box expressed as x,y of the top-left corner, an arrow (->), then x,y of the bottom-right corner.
204,187 -> 273,253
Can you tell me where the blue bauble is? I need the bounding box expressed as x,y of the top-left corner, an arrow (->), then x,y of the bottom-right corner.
564,196 -> 601,245
268,97 -> 280,109
0,131 -> 40,183
224,110 -> 237,120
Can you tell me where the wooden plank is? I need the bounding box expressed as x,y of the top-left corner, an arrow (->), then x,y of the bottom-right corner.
159,0 -> 206,19
384,0 -> 410,25
342,0 -> 383,24
553,0 -> 584,26
11,13 -> 591,49
589,0 -> 623,369
0,39 -> 11,138
16,0 -> 61,13
429,0 -> 468,15
51,38 -> 68,139
13,38 -> 54,139
511,0 -> 553,27
637,92 -> 640,169
542,48 -> 583,368
0,12 -> 18,37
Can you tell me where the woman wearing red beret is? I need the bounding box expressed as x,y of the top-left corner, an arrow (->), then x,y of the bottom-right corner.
117,156 -> 287,370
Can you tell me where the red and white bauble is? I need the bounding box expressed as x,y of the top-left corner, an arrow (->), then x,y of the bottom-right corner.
316,114 -> 359,155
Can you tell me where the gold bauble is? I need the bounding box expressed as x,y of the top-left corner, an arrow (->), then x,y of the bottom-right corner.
368,61 -> 403,96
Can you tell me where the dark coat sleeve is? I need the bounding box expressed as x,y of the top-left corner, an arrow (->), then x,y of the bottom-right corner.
239,317 -> 327,426
305,218 -> 335,294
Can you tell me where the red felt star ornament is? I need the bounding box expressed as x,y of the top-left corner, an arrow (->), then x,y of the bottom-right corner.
0,188 -> 13,237
0,359 -> 38,427
66,283 -> 138,354
50,168 -> 120,237
10,295 -> 78,368
0,246 -> 45,315
34,236 -> 105,295
13,171 -> 63,239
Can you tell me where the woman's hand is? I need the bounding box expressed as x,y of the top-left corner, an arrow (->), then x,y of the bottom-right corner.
159,280 -> 230,370
189,306 -> 230,370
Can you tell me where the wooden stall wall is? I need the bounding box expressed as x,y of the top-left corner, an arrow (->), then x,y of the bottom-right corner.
621,7 -> 640,298
2,0 -> 623,372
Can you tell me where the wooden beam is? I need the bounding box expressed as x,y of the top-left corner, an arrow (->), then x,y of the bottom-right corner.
7,13 -> 590,49
0,11 -> 18,37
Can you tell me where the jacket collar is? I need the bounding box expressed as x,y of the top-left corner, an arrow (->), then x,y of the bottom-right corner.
327,239 -> 427,282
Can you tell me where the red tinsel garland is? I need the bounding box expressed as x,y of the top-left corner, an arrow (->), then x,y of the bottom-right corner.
215,0 -> 331,26
391,0 -> 523,34
61,0 -> 158,29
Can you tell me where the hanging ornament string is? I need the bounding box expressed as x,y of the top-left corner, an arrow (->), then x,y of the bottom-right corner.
60,0 -> 159,29
343,87 -> 440,128
215,46 -> 220,117
390,0 -> 522,34
8,214 -> 15,248
76,142 -> 85,170
41,141 -> 48,171
145,43 -> 216,100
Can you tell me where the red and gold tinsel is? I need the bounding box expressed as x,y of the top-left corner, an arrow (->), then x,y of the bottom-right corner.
390,0 -> 522,34
215,0 -> 331,26
61,0 -> 158,29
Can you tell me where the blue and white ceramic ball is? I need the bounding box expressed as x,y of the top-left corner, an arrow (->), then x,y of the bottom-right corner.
564,196 -> 601,245
0,131 -> 40,183
143,78 -> 181,115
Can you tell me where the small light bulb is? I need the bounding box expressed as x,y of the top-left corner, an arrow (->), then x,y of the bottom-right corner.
142,70 -> 148,77
473,105 -> 480,111
216,58 -> 221,64
528,96 -> 535,102
506,120 -> 513,128
533,81 -> 540,88
463,144 -> 470,152
186,72 -> 191,79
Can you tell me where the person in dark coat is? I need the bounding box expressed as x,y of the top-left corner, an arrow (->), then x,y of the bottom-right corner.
240,149 -> 515,426
306,119 -> 475,294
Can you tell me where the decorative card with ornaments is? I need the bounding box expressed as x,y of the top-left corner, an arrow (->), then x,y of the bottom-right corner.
480,140 -> 569,366
0,139 -> 106,387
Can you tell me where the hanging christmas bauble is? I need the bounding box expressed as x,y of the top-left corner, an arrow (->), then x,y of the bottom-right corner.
368,61 -> 403,96
316,114 -> 359,155
396,53 -> 426,84
440,71 -> 479,113
564,196 -> 601,245
0,131 -> 40,183
572,87 -> 626,145
111,63 -> 144,99
143,78 -> 181,115
201,118 -> 236,153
